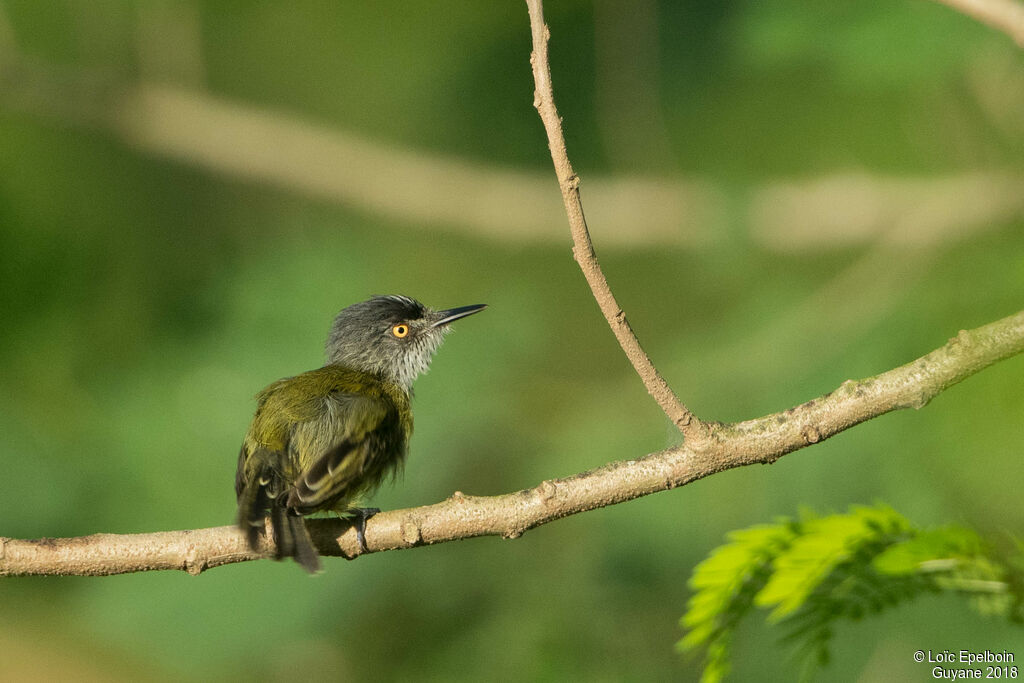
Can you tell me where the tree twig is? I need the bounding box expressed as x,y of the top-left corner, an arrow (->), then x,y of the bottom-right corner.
524,0 -> 704,439
4,309 -> 1022,576
3,2 -> 1023,579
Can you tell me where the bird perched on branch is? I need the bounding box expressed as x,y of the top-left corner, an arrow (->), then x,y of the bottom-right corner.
235,295 -> 486,572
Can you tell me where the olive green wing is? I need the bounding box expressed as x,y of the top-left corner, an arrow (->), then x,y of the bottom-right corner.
235,367 -> 405,570
236,370 -> 355,571
285,391 -> 402,514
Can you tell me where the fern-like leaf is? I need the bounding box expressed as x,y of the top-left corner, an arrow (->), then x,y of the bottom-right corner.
680,505 -> 1024,681
679,521 -> 799,682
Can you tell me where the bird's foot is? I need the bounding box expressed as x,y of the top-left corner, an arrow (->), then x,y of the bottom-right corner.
352,507 -> 380,553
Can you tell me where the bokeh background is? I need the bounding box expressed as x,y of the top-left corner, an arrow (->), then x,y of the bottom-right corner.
2,1 -> 1023,680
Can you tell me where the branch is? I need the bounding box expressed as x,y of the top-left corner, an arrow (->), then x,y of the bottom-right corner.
0,61 -> 1019,251
4,3 -> 1023,579
524,0 -> 703,438
4,309 -> 1023,576
933,0 -> 1024,47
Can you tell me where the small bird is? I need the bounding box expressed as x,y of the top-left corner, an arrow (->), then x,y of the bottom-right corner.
235,295 -> 486,572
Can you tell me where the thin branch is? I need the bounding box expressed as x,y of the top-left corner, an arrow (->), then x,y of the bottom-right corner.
933,0 -> 1024,47
524,0 -> 703,439
4,309 -> 1023,576
4,2 -> 1023,579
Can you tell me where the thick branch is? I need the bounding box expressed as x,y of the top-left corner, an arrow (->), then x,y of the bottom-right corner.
4,2 -> 1023,579
524,0 -> 703,438
4,309 -> 1022,577
0,61 -> 1018,251
934,0 -> 1024,46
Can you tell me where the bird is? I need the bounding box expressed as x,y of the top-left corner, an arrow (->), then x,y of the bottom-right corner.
235,295 -> 486,572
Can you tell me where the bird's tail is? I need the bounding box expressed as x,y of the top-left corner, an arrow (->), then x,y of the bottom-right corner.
270,503 -> 321,574
236,450 -> 321,574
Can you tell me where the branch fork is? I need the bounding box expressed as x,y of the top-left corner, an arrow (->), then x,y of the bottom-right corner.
2,0 -> 1023,576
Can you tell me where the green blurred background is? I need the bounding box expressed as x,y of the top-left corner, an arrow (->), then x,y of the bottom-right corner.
1,1 -> 1022,680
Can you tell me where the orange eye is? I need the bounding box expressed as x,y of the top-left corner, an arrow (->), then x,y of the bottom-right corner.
391,324 -> 409,338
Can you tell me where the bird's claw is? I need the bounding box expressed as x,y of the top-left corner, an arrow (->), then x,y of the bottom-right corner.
353,507 -> 380,553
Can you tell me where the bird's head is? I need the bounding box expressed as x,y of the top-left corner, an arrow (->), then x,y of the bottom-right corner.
325,295 -> 486,389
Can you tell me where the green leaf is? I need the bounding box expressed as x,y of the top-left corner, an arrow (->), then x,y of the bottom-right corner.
755,505 -> 910,620
681,522 -> 798,648
874,526 -> 984,575
679,520 -> 800,682
680,504 -> 1024,682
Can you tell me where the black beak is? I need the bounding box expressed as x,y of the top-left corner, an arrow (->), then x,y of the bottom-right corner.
432,304 -> 487,327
